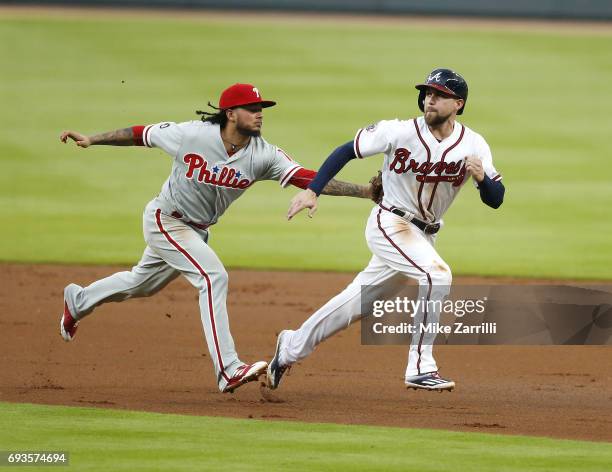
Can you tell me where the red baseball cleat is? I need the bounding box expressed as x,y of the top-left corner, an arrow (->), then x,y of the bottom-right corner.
222,361 -> 268,393
59,301 -> 79,342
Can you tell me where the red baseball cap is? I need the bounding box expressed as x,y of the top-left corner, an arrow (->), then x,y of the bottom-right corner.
218,83 -> 276,109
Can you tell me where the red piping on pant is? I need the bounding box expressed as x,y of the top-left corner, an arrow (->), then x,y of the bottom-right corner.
155,209 -> 229,383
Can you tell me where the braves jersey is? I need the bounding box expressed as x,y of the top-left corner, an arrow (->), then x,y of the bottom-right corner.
354,116 -> 501,223
142,121 -> 302,227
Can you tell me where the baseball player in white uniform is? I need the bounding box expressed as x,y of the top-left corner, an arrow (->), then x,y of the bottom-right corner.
267,69 -> 505,392
59,83 -> 376,394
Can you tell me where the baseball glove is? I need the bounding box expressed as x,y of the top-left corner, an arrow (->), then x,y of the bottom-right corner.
369,171 -> 384,204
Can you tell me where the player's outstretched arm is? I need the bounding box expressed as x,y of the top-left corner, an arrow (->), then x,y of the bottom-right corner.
287,178 -> 376,219
287,168 -> 375,200
320,179 -> 372,199
60,128 -> 137,147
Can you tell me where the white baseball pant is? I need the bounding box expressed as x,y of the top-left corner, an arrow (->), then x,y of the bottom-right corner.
280,205 -> 452,379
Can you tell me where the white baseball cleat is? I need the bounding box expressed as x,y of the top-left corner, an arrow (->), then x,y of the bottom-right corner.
405,371 -> 455,392
222,361 -> 268,393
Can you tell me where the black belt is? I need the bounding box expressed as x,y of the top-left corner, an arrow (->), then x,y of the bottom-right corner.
381,205 -> 441,235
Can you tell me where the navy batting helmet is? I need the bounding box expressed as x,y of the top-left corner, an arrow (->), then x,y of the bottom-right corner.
415,68 -> 468,115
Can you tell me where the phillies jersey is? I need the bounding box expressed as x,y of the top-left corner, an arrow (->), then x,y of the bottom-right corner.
354,116 -> 501,223
143,121 -> 302,227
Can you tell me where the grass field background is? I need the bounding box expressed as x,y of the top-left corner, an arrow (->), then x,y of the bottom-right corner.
1,402 -> 611,472
1,10 -> 611,278
1,10 -> 611,471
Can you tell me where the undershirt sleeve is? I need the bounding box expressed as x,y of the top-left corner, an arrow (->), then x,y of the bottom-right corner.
307,141 -> 356,196
477,175 -> 505,209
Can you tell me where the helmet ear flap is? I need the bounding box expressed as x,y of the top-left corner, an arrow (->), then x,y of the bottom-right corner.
457,100 -> 466,115
418,89 -> 426,112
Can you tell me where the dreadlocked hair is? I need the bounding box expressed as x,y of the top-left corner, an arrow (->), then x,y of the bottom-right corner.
196,102 -> 228,128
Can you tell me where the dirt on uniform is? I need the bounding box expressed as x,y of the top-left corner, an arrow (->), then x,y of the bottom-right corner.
1,263 -> 610,442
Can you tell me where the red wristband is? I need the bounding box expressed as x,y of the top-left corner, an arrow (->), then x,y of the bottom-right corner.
132,126 -> 145,146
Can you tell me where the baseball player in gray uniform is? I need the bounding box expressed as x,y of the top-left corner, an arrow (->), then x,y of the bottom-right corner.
267,69 -> 505,392
59,83 -> 376,394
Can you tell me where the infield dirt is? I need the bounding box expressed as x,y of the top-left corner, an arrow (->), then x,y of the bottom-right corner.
1,263 -> 610,442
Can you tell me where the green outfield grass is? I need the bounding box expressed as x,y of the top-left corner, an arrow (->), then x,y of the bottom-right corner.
0,402 -> 610,471
1,11 -> 611,278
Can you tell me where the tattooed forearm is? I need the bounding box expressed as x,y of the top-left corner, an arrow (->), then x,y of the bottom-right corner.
321,179 -> 371,199
90,128 -> 135,146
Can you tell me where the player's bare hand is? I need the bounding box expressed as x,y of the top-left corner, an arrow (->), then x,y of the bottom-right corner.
60,130 -> 91,148
465,155 -> 485,183
287,189 -> 318,220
